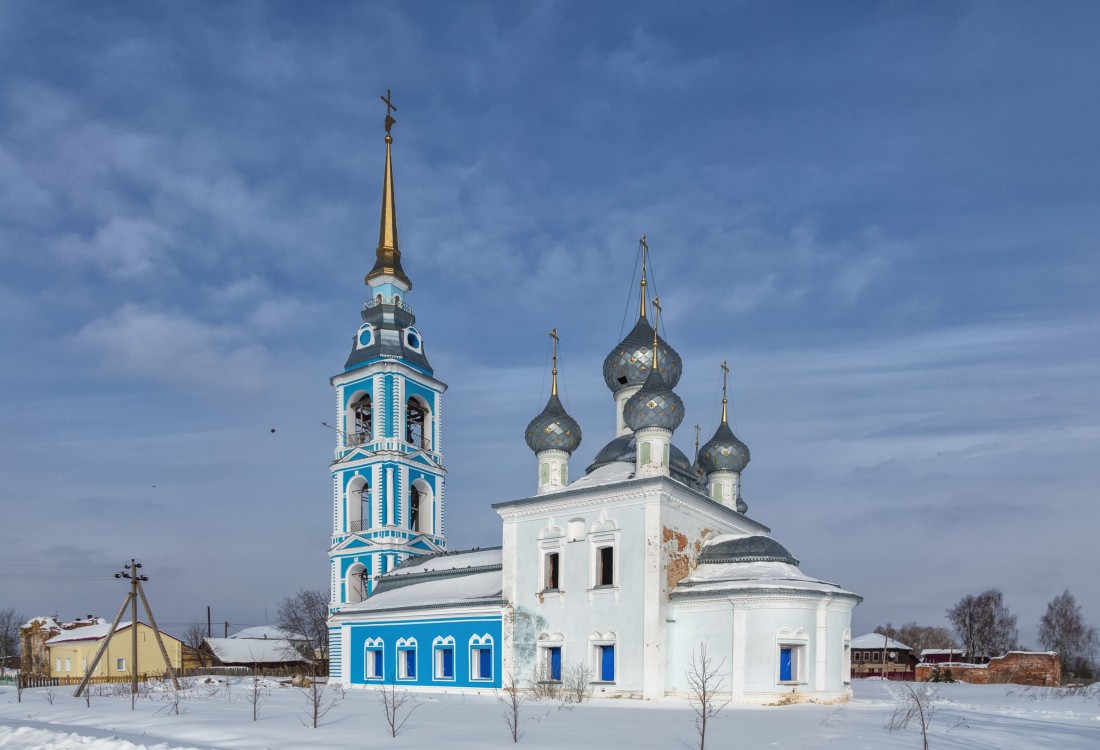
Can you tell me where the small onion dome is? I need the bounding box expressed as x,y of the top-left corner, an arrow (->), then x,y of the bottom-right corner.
735,491 -> 748,514
623,367 -> 684,432
697,421 -> 750,474
524,393 -> 582,454
697,535 -> 799,566
602,317 -> 683,392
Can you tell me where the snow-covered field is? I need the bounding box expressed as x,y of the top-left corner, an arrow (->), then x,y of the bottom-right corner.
2,678 -> 1098,749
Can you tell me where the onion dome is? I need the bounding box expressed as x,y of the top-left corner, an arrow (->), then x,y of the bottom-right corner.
602,316 -> 683,392
585,434 -> 702,488
623,367 -> 684,432
697,535 -> 799,566
736,493 -> 748,514
525,393 -> 582,454
698,421 -> 750,474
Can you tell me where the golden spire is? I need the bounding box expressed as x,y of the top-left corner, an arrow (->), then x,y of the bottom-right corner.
549,327 -> 560,397
720,359 -> 730,424
366,89 -> 413,290
638,234 -> 649,319
651,296 -> 661,371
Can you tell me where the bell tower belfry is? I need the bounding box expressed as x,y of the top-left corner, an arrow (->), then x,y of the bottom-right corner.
328,92 -> 447,612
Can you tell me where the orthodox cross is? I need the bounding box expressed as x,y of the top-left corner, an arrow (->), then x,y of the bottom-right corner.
549,327 -> 560,395
693,423 -> 702,461
381,88 -> 397,134
638,234 -> 650,318
721,359 -> 730,422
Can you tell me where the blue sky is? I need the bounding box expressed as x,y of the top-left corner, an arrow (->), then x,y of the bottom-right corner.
1,1 -> 1098,646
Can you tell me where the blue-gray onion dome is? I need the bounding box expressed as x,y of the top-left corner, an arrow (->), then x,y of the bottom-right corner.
623,367 -> 684,432
698,535 -> 799,566
602,317 -> 682,392
698,421 -> 750,474
524,394 -> 582,454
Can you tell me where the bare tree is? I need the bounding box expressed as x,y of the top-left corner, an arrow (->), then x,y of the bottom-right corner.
499,672 -> 527,743
1038,589 -> 1098,680
300,674 -> 342,728
562,662 -> 593,704
377,677 -> 419,737
183,621 -> 212,668
276,589 -> 329,666
875,622 -> 956,655
0,608 -> 23,675
247,664 -> 267,721
686,643 -> 730,750
947,589 -> 1018,660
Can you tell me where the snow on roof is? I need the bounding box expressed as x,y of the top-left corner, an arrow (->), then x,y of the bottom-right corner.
340,570 -> 503,614
204,638 -> 307,665
672,560 -> 859,599
850,634 -> 913,650
45,621 -> 132,645
228,625 -> 304,641
557,461 -> 634,492
922,648 -> 967,656
386,547 -> 502,576
23,616 -> 60,629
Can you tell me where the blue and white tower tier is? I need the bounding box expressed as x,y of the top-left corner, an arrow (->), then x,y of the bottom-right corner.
328,125 -> 447,611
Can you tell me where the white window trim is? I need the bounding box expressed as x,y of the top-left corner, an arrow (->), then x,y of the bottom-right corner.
396,637 -> 417,681
588,527 -> 620,592
776,640 -> 809,685
469,634 -> 494,682
539,642 -> 564,683
116,657 -> 126,672
591,640 -> 617,684
432,636 -> 456,682
364,637 -> 384,681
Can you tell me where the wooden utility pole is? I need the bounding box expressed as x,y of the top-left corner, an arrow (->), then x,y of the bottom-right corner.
74,560 -> 181,701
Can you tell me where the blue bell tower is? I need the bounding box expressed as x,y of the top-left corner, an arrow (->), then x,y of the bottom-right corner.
328,102 -> 447,612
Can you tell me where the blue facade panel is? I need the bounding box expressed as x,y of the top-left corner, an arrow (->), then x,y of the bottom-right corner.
780,648 -> 793,681
346,615 -> 502,689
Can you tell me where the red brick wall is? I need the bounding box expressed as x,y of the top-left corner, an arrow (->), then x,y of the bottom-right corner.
915,652 -> 1061,686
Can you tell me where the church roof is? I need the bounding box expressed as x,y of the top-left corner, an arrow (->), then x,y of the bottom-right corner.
585,433 -> 702,489
344,300 -> 434,374
204,637 -> 308,665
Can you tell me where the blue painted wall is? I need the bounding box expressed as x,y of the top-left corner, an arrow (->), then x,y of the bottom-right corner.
346,615 -> 502,689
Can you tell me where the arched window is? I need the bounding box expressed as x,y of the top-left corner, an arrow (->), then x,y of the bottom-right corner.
410,484 -> 422,532
406,397 -> 428,449
346,476 -> 368,533
350,394 -> 372,446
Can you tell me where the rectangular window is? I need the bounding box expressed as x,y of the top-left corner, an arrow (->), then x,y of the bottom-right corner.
540,463 -> 549,484
779,645 -> 804,683
545,551 -> 560,590
597,644 -> 615,682
597,546 -> 614,586
545,646 -> 562,682
640,441 -> 651,464
56,657 -> 61,672
399,648 -> 416,679
471,646 -> 493,681
65,657 -> 71,672
871,651 -> 880,662
366,648 -> 383,679
435,646 -> 454,679
116,657 -> 126,672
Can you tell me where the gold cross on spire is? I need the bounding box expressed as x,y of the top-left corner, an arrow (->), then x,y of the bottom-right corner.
549,327 -> 560,396
693,423 -> 702,461
651,296 -> 662,370
381,88 -> 397,135
639,234 -> 649,319
720,359 -> 730,423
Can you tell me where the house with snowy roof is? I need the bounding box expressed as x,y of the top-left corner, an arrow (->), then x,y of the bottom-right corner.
44,621 -> 183,679
849,633 -> 917,677
202,637 -> 309,669
326,111 -> 861,703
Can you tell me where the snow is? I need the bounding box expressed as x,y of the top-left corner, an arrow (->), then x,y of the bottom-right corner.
2,678 -> 1099,749
340,570 -> 502,613
385,548 -> 502,576
226,626 -> 302,641
558,461 -> 634,491
851,633 -> 914,650
45,623 -> 133,646
674,560 -> 856,597
203,639 -> 307,665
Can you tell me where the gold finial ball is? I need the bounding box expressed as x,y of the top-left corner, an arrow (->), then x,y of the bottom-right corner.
385,135 -> 393,144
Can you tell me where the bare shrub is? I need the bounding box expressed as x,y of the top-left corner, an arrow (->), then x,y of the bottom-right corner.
686,643 -> 730,750
499,672 -> 527,743
246,670 -> 267,721
562,662 -> 593,704
377,678 -> 419,737
885,683 -> 936,750
528,668 -> 561,702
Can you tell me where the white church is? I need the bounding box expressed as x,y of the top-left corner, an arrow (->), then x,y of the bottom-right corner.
326,105 -> 861,704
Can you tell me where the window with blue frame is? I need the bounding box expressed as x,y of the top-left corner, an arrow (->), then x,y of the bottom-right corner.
470,634 -> 494,681
543,646 -> 562,682
595,644 -> 615,682
397,637 -> 417,680
433,636 -> 455,680
778,643 -> 804,683
364,638 -> 384,680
